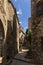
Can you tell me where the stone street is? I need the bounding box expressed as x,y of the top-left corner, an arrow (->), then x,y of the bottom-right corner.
11,59 -> 35,65
10,49 -> 36,65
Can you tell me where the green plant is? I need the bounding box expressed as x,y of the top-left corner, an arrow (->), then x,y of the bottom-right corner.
19,44 -> 22,48
25,29 -> 31,43
19,44 -> 22,51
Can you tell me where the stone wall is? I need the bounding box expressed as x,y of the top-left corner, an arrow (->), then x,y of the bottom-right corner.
31,0 -> 43,62
28,17 -> 32,30
0,0 -> 20,65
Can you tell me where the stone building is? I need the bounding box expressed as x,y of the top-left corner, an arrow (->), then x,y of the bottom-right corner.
28,17 -> 32,30
16,16 -> 20,52
31,0 -> 43,63
28,17 -> 32,33
0,0 -> 20,65
14,17 -> 25,52
19,26 -> 25,45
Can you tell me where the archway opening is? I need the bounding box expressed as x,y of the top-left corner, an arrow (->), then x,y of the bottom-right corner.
0,20 -> 4,57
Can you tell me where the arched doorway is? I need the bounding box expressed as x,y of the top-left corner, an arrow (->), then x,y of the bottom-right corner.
0,20 -> 4,57
6,21 -> 13,61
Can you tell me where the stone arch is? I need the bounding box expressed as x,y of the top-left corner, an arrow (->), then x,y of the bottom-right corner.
0,14 -> 8,43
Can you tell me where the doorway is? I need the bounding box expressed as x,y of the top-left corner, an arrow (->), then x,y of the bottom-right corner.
41,37 -> 43,51
0,20 -> 4,57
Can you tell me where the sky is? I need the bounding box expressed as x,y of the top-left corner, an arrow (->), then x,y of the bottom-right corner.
11,0 -> 31,32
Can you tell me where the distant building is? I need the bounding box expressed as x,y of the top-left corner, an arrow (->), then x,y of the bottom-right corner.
19,26 -> 25,45
28,17 -> 32,30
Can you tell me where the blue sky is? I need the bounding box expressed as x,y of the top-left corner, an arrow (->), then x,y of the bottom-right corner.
11,0 -> 31,32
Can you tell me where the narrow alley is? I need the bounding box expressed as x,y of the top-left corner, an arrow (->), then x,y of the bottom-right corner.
10,59 -> 35,65
10,49 -> 36,65
0,0 -> 43,65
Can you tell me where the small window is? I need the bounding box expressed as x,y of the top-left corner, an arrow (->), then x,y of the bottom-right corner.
36,2 -> 43,16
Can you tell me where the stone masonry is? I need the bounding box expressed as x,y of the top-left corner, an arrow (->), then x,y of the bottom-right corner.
31,0 -> 43,62
28,18 -> 31,30
0,0 -> 20,65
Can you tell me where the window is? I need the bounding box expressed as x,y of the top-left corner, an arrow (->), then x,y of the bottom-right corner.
41,37 -> 43,51
36,2 -> 43,16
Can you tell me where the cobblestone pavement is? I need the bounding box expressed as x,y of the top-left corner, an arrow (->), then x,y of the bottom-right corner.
11,59 -> 36,65
10,49 -> 37,65
10,48 -> 39,65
